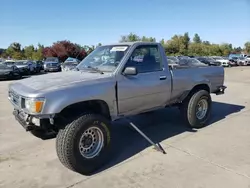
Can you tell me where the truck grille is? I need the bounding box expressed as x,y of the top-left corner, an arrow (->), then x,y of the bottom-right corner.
9,89 -> 20,107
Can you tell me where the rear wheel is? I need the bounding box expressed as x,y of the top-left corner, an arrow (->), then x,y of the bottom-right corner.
180,90 -> 212,128
56,114 -> 112,175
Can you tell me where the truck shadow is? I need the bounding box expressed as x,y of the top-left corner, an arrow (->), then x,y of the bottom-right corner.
96,101 -> 245,174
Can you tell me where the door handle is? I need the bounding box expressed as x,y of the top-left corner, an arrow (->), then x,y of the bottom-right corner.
159,76 -> 167,80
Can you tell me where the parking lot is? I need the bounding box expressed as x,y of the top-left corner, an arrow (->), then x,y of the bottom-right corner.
1,67 -> 250,188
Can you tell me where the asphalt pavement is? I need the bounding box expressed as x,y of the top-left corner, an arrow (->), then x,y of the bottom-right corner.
0,67 -> 250,188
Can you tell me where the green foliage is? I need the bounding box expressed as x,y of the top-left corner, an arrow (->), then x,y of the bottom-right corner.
24,45 -> 35,59
193,33 -> 202,43
0,33 -> 248,60
245,42 -> 250,54
120,32 -> 141,42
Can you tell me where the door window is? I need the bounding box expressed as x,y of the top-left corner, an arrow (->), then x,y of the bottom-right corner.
125,45 -> 163,73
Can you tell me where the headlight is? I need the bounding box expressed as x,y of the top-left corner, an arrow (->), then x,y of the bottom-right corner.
4,72 -> 10,75
24,98 -> 45,113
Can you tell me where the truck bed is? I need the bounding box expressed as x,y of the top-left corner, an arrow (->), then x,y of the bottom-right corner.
169,65 -> 224,103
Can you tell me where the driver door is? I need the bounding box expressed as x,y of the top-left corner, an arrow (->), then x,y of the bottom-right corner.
117,44 -> 172,116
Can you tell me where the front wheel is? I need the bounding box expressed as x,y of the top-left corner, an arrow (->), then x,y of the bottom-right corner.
180,90 -> 212,128
56,114 -> 112,175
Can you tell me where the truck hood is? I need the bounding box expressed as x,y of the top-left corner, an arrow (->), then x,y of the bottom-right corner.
10,71 -> 112,92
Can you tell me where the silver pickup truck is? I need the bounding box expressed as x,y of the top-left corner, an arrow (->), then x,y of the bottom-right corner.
8,42 -> 226,175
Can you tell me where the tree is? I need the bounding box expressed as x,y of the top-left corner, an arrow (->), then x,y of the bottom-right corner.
42,41 -> 87,62
12,52 -> 24,59
183,32 -> 190,52
3,42 -> 24,59
244,42 -> 250,54
32,43 -> 44,60
203,41 -> 210,45
10,42 -> 21,52
219,43 -> 233,56
232,47 -> 242,53
193,33 -> 202,43
159,39 -> 165,45
120,33 -> 141,42
24,45 -> 35,59
188,43 -> 205,56
0,48 -> 5,56
165,35 -> 186,55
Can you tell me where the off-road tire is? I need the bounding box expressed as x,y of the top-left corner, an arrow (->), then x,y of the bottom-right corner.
56,114 -> 112,175
180,90 -> 211,128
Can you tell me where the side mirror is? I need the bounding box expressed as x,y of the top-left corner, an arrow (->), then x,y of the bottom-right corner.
123,67 -> 137,76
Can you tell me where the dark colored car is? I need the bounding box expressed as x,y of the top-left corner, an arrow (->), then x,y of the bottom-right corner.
33,61 -> 43,72
44,62 -> 61,72
44,57 -> 61,72
229,57 -> 238,63
0,63 -> 22,80
177,56 -> 190,60
196,57 -> 221,66
178,58 -> 208,67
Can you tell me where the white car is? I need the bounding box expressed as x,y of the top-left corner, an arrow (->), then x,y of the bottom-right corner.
245,56 -> 250,65
212,57 -> 230,67
236,57 -> 248,66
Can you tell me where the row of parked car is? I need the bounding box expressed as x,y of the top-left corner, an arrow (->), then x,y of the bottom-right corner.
0,59 -> 45,80
1,54 -> 249,80
0,57 -> 82,80
167,55 -> 250,67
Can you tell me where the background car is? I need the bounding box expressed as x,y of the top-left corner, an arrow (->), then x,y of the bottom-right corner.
196,57 -> 220,66
236,57 -> 248,66
176,56 -> 190,60
32,60 -> 43,73
15,60 -> 36,75
178,57 -> 208,67
211,56 -> 230,67
229,57 -> 238,66
245,55 -> 250,65
43,57 -> 61,72
61,57 -> 80,71
4,60 -> 16,66
167,56 -> 179,64
0,63 -> 22,80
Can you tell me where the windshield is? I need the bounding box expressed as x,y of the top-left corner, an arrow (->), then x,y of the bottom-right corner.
45,57 -> 58,62
239,57 -> 244,60
15,61 -> 28,65
77,45 -> 129,72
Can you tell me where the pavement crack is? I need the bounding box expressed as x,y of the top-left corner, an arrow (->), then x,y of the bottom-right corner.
167,144 -> 250,180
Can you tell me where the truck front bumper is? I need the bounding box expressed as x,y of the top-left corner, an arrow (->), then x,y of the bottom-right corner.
12,109 -> 54,131
214,86 -> 227,95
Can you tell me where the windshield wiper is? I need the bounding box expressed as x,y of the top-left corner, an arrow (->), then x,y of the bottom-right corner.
86,66 -> 104,74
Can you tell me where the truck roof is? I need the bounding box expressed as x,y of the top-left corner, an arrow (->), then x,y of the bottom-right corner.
105,41 -> 159,46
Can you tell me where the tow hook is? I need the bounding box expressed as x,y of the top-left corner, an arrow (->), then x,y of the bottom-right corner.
49,117 -> 54,125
